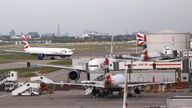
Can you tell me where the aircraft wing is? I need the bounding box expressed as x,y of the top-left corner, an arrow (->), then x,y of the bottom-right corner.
34,64 -> 86,72
53,82 -> 104,88
53,81 -> 174,89
3,50 -> 26,53
121,81 -> 175,88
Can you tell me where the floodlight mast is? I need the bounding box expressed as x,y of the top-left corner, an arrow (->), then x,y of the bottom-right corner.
123,63 -> 132,108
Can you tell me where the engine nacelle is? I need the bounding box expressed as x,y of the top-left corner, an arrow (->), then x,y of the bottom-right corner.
37,53 -> 45,60
68,70 -> 80,81
134,86 -> 142,94
60,55 -> 67,58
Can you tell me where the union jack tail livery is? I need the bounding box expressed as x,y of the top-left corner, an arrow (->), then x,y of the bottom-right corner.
135,33 -> 148,61
135,33 -> 145,45
21,35 -> 30,50
142,35 -> 148,61
104,73 -> 112,85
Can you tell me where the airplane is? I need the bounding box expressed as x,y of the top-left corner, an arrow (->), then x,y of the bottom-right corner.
51,65 -> 174,98
5,35 -> 73,60
35,57 -> 133,81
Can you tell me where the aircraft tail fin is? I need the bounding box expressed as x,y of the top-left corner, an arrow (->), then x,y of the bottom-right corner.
21,35 -> 30,49
104,73 -> 112,85
135,33 -> 145,45
136,33 -> 148,61
103,57 -> 112,85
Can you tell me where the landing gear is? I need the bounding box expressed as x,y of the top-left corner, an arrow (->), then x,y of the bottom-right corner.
118,91 -> 123,95
66,56 -> 70,60
127,93 -> 133,97
127,88 -> 133,97
18,93 -> 21,96
91,88 -> 107,98
37,54 -> 45,60
134,86 -> 142,94
50,56 -> 55,60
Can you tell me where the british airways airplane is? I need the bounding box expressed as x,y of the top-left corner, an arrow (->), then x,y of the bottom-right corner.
5,35 -> 73,60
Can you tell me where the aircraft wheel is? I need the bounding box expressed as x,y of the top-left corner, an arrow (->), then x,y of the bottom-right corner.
118,91 -> 123,96
50,56 -> 55,60
37,54 -> 44,60
18,93 -> 21,96
127,93 -> 133,97
31,93 -> 35,96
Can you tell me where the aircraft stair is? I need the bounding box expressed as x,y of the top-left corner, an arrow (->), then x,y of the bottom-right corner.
30,76 -> 54,84
85,88 -> 93,95
12,82 -> 40,96
0,73 -> 9,85
0,71 -> 17,85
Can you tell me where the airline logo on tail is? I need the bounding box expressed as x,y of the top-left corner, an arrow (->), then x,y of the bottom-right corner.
135,33 -> 145,45
21,35 -> 30,50
135,33 -> 148,61
104,73 -> 112,85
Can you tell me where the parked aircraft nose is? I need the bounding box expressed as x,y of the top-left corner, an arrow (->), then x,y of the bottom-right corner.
68,50 -> 73,54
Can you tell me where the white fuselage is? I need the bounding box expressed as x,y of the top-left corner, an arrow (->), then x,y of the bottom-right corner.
24,47 -> 73,56
88,58 -> 132,72
111,74 -> 125,85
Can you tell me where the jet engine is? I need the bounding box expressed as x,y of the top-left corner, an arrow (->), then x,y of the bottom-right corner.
37,53 -> 45,60
134,86 -> 142,94
68,70 -> 80,81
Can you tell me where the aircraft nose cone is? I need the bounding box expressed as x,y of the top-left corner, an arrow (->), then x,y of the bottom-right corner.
67,50 -> 73,55
69,51 -> 73,55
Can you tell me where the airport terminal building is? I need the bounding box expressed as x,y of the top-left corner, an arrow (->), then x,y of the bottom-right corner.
146,30 -> 191,52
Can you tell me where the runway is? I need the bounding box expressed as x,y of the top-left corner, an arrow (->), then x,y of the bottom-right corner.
0,90 -> 191,108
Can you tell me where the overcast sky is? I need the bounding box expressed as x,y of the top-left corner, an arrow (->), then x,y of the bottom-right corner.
0,0 -> 191,35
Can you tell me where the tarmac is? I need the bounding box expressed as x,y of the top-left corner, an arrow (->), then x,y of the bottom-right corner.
0,90 -> 191,108
0,57 -> 191,108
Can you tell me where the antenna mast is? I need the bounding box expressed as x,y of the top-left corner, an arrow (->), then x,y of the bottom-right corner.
110,35 -> 113,58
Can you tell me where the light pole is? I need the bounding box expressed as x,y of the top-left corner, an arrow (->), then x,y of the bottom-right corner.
123,62 -> 132,108
129,60 -> 133,83
89,36 -> 92,59
123,64 -> 129,108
